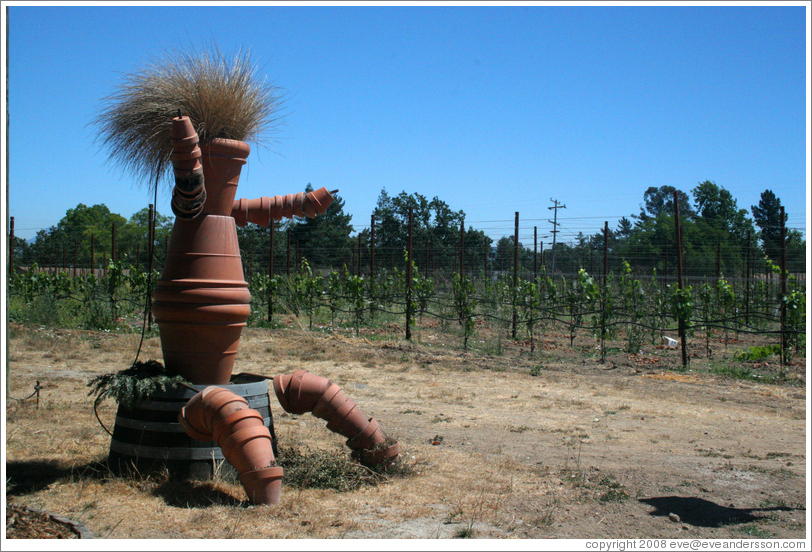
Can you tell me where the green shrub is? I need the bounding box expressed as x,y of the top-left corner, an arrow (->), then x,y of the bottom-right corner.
735,344 -> 781,361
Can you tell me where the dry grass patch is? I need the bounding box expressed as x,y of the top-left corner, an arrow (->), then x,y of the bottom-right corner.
642,371 -> 701,383
6,324 -> 807,539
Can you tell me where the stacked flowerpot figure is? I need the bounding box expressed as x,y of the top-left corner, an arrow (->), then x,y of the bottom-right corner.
156,115 -> 399,504
95,48 -> 400,506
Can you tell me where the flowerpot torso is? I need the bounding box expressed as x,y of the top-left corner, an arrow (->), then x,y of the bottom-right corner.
152,139 -> 252,384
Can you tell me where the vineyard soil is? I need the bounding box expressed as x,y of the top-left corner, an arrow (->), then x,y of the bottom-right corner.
4,322 -> 807,542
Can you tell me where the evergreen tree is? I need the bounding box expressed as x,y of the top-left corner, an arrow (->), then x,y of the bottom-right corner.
637,186 -> 694,222
751,190 -> 786,262
372,188 -> 470,275
289,184 -> 354,270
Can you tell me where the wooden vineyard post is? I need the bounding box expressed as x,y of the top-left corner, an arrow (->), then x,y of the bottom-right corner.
601,221 -> 609,363
460,217 -> 465,278
269,223 -> 275,322
512,211 -> 519,339
146,204 -> 154,331
674,191 -> 688,368
534,226 -> 538,280
405,207 -> 414,340
603,221 -> 609,287
111,221 -> 117,265
90,234 -> 95,277
425,237 -> 430,277
8,216 -> 13,277
370,214 -> 375,278
745,230 -> 751,326
357,233 -> 362,277
779,206 -> 787,370
459,218 -> 466,326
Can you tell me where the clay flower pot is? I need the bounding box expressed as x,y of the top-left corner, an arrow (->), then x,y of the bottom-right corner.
199,139 -> 250,216
178,406 -> 213,441
358,441 -> 401,467
169,116 -> 202,174
273,370 -> 331,415
169,116 -> 206,220
178,386 -> 250,439
271,374 -> 292,412
325,397 -> 369,440
291,370 -> 332,411
202,387 -> 249,422
218,425 -> 274,473
346,417 -> 386,451
212,409 -> 265,442
311,383 -> 342,420
239,466 -> 283,505
178,387 -> 212,434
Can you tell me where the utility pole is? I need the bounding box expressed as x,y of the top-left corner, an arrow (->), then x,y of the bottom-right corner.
548,198 -> 566,276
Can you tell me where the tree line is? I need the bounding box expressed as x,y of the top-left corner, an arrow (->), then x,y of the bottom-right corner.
9,181 -> 806,280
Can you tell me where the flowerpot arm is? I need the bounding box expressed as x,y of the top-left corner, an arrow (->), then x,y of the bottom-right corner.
231,187 -> 336,227
169,116 -> 207,219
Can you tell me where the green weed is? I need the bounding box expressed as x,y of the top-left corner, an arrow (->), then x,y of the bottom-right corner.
737,525 -> 774,538
735,344 -> 781,361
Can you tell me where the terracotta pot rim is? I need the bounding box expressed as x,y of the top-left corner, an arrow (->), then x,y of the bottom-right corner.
178,407 -> 213,441
220,424 -> 271,452
346,417 -> 380,449
200,138 -> 250,159
325,399 -> 358,432
272,374 -> 291,412
216,408 -> 264,426
312,383 -> 343,419
292,371 -> 332,408
239,465 -> 283,483
359,442 -> 400,465
212,409 -> 265,439
204,388 -> 249,409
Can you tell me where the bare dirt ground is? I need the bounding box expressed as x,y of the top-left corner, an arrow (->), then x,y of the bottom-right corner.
4,321 -> 808,542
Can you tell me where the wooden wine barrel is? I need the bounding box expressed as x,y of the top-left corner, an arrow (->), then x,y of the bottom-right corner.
107,374 -> 277,480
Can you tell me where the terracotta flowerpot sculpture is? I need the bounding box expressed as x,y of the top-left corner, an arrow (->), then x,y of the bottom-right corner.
179,387 -> 281,505
273,370 -> 400,466
152,116 -> 335,384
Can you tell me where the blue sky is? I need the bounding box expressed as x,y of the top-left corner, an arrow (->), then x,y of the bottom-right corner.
3,2 -> 809,248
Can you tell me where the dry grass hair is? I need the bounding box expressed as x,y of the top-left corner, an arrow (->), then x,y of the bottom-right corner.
92,44 -> 283,189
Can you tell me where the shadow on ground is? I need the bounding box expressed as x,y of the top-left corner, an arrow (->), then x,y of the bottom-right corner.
152,480 -> 245,508
6,459 -> 78,496
639,496 -> 799,527
6,458 -> 244,509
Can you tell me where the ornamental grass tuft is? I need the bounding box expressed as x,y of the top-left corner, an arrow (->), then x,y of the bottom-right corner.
92,43 -> 284,190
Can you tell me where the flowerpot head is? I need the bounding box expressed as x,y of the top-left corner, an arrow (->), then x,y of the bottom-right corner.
92,45 -> 282,197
